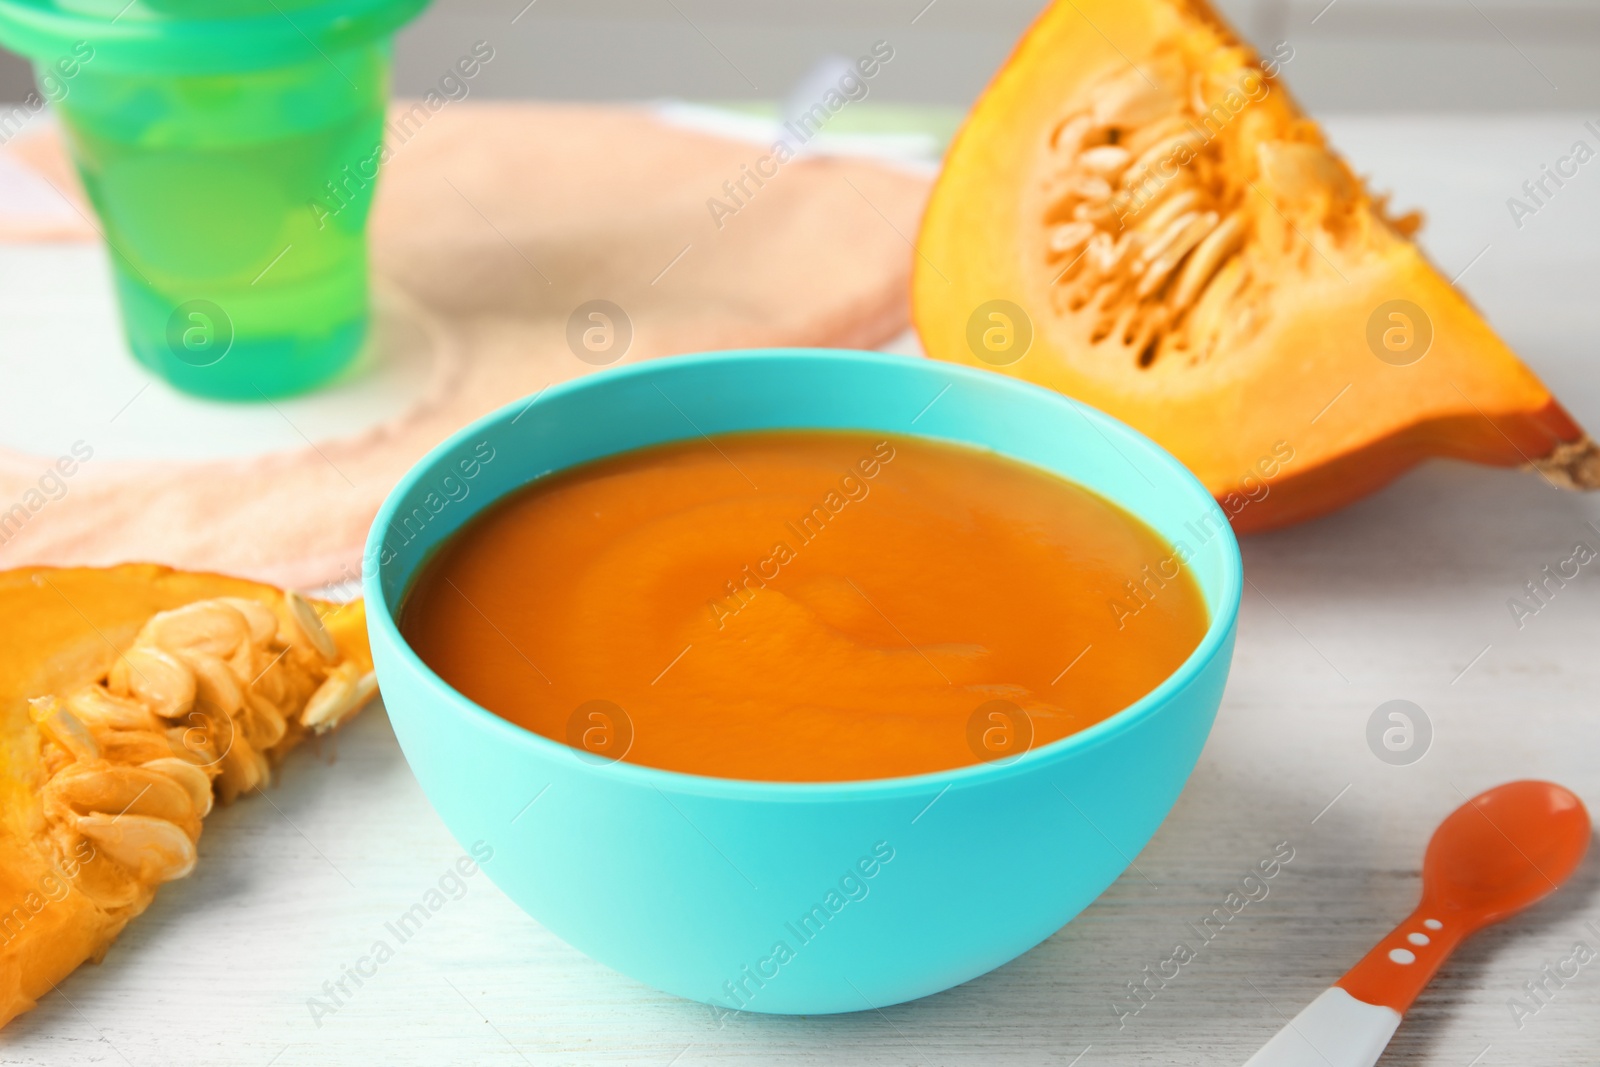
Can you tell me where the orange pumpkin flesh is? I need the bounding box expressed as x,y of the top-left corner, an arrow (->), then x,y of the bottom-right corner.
0,565 -> 375,1029
913,0 -> 1599,531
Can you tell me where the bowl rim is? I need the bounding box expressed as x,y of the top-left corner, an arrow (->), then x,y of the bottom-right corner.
364,347 -> 1243,801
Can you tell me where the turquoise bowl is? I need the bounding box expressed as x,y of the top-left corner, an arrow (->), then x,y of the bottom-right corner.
364,349 -> 1242,1016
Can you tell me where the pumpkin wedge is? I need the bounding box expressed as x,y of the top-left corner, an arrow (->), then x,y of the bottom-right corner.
913,0 -> 1599,531
0,564 -> 376,1029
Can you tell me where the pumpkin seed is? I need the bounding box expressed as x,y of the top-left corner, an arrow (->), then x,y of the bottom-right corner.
75,813 -> 196,883
302,664 -> 378,735
1091,72 -> 1173,128
1138,212 -> 1219,298
140,602 -> 248,659
1170,212 -> 1247,312
174,649 -> 244,717
216,597 -> 280,645
141,758 -> 215,818
285,591 -> 338,661
121,646 -> 197,721
28,696 -> 99,761
66,686 -> 159,733
1078,144 -> 1131,178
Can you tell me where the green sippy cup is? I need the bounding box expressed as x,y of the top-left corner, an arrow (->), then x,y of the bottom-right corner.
0,0 -> 430,398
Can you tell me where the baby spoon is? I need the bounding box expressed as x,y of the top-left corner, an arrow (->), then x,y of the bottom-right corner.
1243,779 -> 1590,1067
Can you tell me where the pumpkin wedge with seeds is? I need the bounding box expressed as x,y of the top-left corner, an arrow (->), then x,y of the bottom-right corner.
0,564 -> 377,1028
914,0 -> 1599,531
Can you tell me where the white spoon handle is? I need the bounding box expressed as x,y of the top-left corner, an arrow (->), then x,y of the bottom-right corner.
1242,988 -> 1402,1067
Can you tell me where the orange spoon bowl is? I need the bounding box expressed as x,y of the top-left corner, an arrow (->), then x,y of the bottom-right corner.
1424,779 -> 1591,926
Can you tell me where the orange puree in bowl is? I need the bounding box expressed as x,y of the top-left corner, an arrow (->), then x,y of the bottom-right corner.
400,431 -> 1208,782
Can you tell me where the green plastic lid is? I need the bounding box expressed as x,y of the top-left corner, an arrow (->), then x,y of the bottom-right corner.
0,0 -> 430,72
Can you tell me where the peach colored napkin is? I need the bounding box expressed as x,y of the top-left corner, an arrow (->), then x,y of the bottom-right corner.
0,103 -> 928,587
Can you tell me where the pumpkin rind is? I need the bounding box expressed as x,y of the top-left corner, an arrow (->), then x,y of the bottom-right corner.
912,0 -> 1597,531
0,564 -> 374,1028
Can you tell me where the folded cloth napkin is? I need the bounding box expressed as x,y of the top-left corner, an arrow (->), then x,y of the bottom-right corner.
0,102 -> 930,587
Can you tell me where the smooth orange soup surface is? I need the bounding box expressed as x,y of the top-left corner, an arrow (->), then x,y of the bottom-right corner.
401,432 -> 1208,781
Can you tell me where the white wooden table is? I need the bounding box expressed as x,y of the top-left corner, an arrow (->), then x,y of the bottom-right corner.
2,114 -> 1599,1066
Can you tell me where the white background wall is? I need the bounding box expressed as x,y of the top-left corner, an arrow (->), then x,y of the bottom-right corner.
383,0 -> 1600,111
3,0 -> 1600,111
